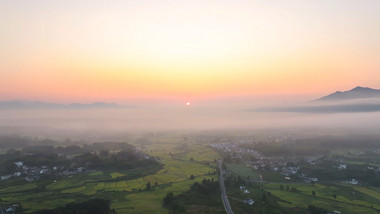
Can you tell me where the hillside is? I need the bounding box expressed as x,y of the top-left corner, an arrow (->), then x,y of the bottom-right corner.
315,86 -> 380,102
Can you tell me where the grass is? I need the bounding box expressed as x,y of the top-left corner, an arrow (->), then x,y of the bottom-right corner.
226,163 -> 259,180
224,161 -> 380,214
0,140 -> 221,214
120,174 -> 216,214
88,171 -> 103,176
5,135 -> 377,214
110,172 -> 125,179
261,171 -> 286,182
62,186 -> 86,193
226,182 -> 305,214
0,182 -> 37,193
264,183 -> 380,214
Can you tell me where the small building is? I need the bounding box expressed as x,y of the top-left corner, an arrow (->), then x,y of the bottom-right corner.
14,161 -> 23,167
1,175 -> 12,180
349,179 -> 358,185
25,177 -> 34,182
338,164 -> 347,170
5,207 -> 15,213
243,198 -> 254,205
310,177 -> 318,182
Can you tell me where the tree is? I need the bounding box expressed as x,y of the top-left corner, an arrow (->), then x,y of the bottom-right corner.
312,190 -> 316,197
333,194 -> 337,199
146,181 -> 151,190
163,192 -> 174,207
308,205 -> 327,214
36,198 -> 114,214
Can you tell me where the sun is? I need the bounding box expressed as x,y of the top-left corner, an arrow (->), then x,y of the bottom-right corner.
186,102 -> 191,106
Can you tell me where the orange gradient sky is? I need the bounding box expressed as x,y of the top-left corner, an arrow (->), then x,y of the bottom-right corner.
1,0 -> 380,103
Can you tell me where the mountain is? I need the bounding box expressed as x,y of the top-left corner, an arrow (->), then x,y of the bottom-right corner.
257,86 -> 380,113
67,102 -> 119,109
258,103 -> 380,113
315,86 -> 380,102
0,100 -> 120,110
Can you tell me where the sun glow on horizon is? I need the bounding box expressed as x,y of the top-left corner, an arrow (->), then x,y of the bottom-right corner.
1,0 -> 380,102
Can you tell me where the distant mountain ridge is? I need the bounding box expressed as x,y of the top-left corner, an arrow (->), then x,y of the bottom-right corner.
315,86 -> 380,102
0,100 -> 120,110
257,86 -> 380,113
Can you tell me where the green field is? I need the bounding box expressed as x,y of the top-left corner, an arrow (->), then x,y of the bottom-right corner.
264,183 -> 380,214
0,136 -> 220,214
1,134 -> 379,214
223,158 -> 380,214
225,163 -> 259,180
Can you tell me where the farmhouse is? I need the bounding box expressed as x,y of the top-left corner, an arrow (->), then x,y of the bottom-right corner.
243,198 -> 254,205
349,179 -> 358,185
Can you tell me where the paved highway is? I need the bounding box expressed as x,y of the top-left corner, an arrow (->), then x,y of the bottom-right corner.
218,159 -> 234,214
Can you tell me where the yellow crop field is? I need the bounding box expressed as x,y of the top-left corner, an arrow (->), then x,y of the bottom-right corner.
110,172 -> 126,178
62,186 -> 86,193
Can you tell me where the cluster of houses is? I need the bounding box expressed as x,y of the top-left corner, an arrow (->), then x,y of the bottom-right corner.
237,183 -> 255,206
212,142 -> 308,180
0,203 -> 20,214
210,142 -> 264,162
0,161 -> 91,182
211,142 -> 380,185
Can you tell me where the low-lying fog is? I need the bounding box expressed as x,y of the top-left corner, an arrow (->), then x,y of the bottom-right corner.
1,103 -> 380,137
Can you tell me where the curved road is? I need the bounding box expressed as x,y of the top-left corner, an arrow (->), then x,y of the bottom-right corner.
218,160 -> 234,214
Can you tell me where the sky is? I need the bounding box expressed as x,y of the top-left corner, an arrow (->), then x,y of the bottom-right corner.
1,0 -> 380,104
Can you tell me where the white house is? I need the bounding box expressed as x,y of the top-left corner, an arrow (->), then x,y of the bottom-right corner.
243,198 -> 254,205
349,179 -> 358,185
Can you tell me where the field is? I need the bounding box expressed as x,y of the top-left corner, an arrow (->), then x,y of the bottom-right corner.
223,163 -> 380,214
225,163 -> 259,180
1,134 -> 379,214
0,136 -> 220,214
263,183 -> 380,214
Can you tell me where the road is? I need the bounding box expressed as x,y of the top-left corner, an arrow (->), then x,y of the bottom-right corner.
218,159 -> 234,214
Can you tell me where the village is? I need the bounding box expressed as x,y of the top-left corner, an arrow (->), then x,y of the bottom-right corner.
211,141 -> 380,186
0,160 -> 92,182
